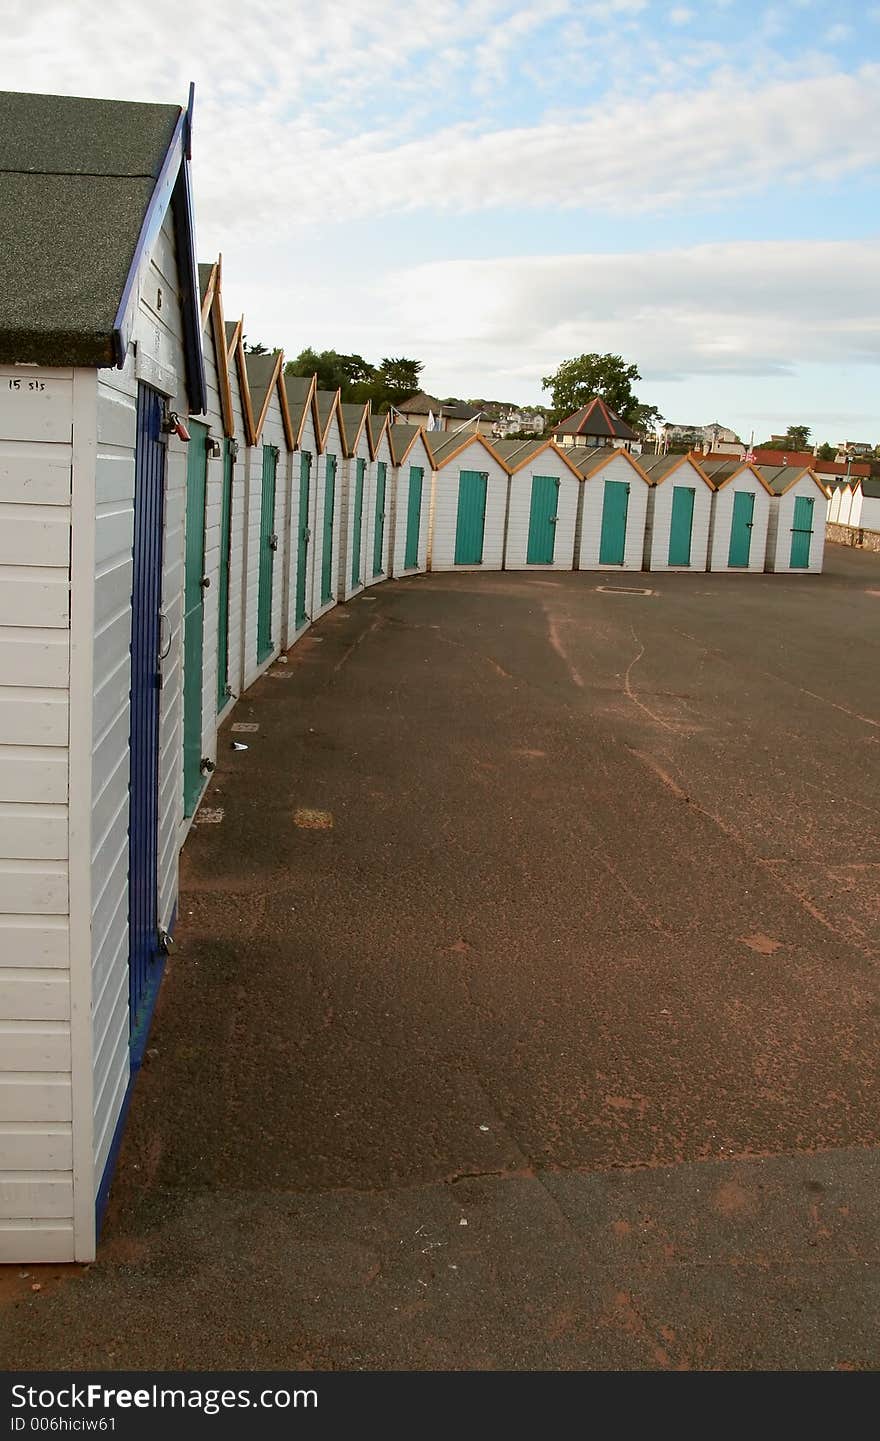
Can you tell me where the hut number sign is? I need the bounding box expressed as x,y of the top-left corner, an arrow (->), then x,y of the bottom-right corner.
6,377 -> 47,391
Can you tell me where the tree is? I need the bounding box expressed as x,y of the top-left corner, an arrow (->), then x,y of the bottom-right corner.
630,402 -> 664,437
541,353 -> 643,424
784,424 -> 811,449
284,348 -> 376,400
817,441 -> 836,461
244,339 -> 268,355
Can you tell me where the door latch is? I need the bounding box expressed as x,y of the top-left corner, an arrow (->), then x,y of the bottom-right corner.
268,534 -> 279,551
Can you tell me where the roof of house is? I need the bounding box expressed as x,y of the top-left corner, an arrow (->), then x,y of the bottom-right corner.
633,451 -> 711,485
752,447 -> 870,477
425,428 -> 503,468
368,410 -> 389,449
553,397 -> 639,442
754,464 -> 818,495
315,387 -> 339,435
244,352 -> 281,428
398,390 -> 481,421
0,88 -> 204,406
559,444 -> 643,480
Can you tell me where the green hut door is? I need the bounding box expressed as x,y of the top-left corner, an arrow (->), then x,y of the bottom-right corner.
183,421 -> 209,816
351,457 -> 365,588
295,452 -> 311,628
321,454 -> 336,604
257,445 -> 278,664
404,466 -> 424,568
454,470 -> 488,564
216,438 -> 233,711
526,475 -> 559,564
668,486 -> 696,565
599,479 -> 630,565
728,490 -> 755,567
789,495 -> 814,568
373,461 -> 387,576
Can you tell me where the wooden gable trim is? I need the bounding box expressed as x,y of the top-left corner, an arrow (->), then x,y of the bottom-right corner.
712,461 -> 776,496
205,257 -> 235,439
431,431 -> 509,472
650,453 -> 713,489
317,389 -> 343,452
776,466 -> 827,498
252,351 -> 284,444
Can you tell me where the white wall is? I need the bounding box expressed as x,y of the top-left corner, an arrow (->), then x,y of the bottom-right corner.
858,493 -> 880,531
311,413 -> 343,621
242,384 -> 288,688
194,313 -> 227,775
429,442 -> 509,571
391,436 -> 432,576
364,429 -> 393,588
223,349 -> 248,706
765,475 -> 826,573
827,486 -> 841,523
338,422 -> 372,600
576,455 -> 649,571
707,473 -> 771,572
504,450 -> 579,570
837,486 -> 853,527
0,365 -> 76,1262
644,461 -> 712,572
284,409 -> 318,642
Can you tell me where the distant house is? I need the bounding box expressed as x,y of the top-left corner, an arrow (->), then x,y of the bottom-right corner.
661,421 -> 742,455
836,441 -> 874,460
491,409 -> 545,440
552,396 -> 641,453
750,448 -> 870,488
396,390 -> 493,436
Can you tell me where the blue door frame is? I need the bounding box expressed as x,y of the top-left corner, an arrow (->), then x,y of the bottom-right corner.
129,384 -> 167,1061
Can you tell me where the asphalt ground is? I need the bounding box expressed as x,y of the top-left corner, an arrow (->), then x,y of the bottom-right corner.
2,542 -> 879,1370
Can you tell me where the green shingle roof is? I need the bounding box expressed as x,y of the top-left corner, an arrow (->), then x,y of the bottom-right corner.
0,90 -> 182,365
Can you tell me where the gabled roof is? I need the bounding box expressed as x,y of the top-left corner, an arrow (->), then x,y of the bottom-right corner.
223,316 -> 256,445
388,423 -> 425,466
368,410 -> 389,453
0,87 -> 205,410
553,397 -> 639,442
283,372 -> 319,448
315,387 -> 342,449
696,456 -> 775,494
425,428 -> 507,470
856,477 -> 880,500
491,436 -> 583,478
244,350 -> 293,448
754,464 -> 826,496
340,401 -> 370,457
637,452 -> 712,487
563,444 -> 649,482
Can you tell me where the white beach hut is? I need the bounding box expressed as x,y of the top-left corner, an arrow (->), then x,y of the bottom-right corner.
699,457 -> 775,573
567,446 -> 651,571
364,411 -> 393,586
758,466 -> 828,573
282,372 -> 320,643
338,401 -> 372,601
312,389 -> 344,620
427,431 -> 510,571
494,438 -> 581,571
639,453 -> 714,572
388,424 -> 433,576
0,88 -> 207,1261
849,477 -> 880,534
242,351 -> 293,687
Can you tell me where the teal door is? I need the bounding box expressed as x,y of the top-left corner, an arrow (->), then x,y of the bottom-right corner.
295,451 -> 311,628
321,454 -> 336,604
256,445 -> 278,664
526,474 -> 559,564
728,490 -> 755,567
183,422 -> 209,816
404,465 -> 424,568
216,438 -> 233,711
668,486 -> 696,565
598,479 -> 630,565
373,460 -> 387,576
790,495 -> 814,568
454,470 -> 488,565
351,457 -> 365,588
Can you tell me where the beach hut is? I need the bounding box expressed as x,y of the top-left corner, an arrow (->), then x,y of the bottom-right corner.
836,480 -> 854,528
312,389 -> 344,620
758,466 -> 827,573
567,446 -> 651,571
338,401 -> 372,601
427,431 -> 510,571
639,453 -> 714,572
222,318 -> 256,701
492,438 -> 581,570
0,88 -> 206,1261
282,372 -> 320,642
849,477 -> 880,533
242,352 -> 293,687
827,479 -> 845,524
698,457 -> 775,573
388,424 -> 433,576
364,411 -> 393,586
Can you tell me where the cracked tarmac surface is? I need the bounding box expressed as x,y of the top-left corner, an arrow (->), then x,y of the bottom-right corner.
2,543 -> 879,1370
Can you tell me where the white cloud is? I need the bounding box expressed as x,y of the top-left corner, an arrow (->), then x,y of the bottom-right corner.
669,7 -> 696,25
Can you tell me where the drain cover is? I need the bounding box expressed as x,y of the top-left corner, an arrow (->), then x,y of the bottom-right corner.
595,584 -> 653,595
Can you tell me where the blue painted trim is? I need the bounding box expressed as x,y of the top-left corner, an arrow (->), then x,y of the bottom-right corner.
171,155 -> 207,415
94,899 -> 177,1239
112,111 -> 186,367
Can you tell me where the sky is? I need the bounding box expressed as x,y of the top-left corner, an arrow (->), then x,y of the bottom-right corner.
2,0 -> 879,442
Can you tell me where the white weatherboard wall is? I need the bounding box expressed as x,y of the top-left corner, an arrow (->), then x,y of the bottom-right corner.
391,434 -> 433,576
577,456 -> 649,571
765,475 -> 826,573
338,421 -> 371,600
223,350 -> 248,707
311,412 -> 343,621
856,491 -> 880,532
364,427 -> 393,588
644,460 -> 712,572
837,486 -> 853,527
285,408 -> 318,643
505,449 -> 579,571
827,486 -> 841,523
194,317 -> 227,775
429,441 -> 509,572
707,472 -> 771,573
0,365 -> 75,1262
242,386 -> 288,689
